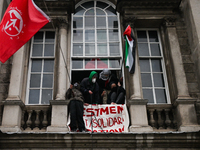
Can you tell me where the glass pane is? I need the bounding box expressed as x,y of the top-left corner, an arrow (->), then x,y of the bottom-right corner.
73,43 -> 83,56
85,59 -> 95,69
43,74 -> 53,88
32,44 -> 43,56
105,6 -> 116,15
96,1 -> 108,9
139,59 -> 150,72
109,29 -> 118,41
155,89 -> 167,103
34,32 -> 43,42
96,8 -> 105,15
143,89 -> 154,103
85,16 -> 94,28
152,59 -> 162,72
150,44 -> 161,56
137,31 -> 147,42
153,73 -> 164,87
73,30 -> 83,42
44,60 -> 54,72
74,6 -> 85,15
72,60 -> 83,69
97,43 -> 107,56
110,59 -> 120,68
82,1 -> 94,9
29,89 -> 40,104
141,73 -> 152,87
97,17 -> 106,28
44,44 -> 54,56
31,60 -> 42,72
149,31 -> 158,42
41,89 -> 52,104
85,43 -> 95,56
110,43 -> 120,56
45,31 -> 55,42
97,59 -> 108,68
73,17 -> 83,28
85,30 -> 95,42
30,74 -> 41,87
138,43 -> 149,56
97,30 -> 107,42
85,9 -> 94,15
108,17 -> 118,28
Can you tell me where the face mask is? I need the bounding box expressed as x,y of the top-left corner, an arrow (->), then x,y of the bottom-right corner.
92,78 -> 96,83
74,82 -> 80,89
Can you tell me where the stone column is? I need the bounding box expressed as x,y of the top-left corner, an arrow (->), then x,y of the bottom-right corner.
47,19 -> 70,132
164,17 -> 200,132
0,46 -> 26,132
123,17 -> 153,132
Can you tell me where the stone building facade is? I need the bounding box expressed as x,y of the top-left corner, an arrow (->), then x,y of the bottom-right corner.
0,0 -> 200,149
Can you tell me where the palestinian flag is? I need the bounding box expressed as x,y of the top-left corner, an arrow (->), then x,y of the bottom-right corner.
123,25 -> 136,74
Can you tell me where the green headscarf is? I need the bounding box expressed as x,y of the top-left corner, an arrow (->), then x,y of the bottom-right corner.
89,71 -> 97,83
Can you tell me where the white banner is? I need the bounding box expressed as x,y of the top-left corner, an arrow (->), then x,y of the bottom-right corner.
83,104 -> 129,132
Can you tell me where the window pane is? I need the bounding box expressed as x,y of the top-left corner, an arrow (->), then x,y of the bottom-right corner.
34,32 -> 43,42
44,44 -> 54,56
75,6 -> 85,15
153,73 -> 164,87
150,44 -> 161,56
32,44 -> 43,56
31,60 -> 42,72
152,59 -> 162,72
96,1 -> 108,9
108,16 -> 118,28
97,43 -> 107,56
155,89 -> 167,103
45,31 -> 55,42
85,30 -> 95,42
42,89 -> 52,104
73,17 -> 83,28
110,43 -> 120,56
97,30 -> 107,42
30,74 -> 41,87
97,59 -> 108,68
138,43 -> 149,56
85,43 -> 95,56
139,59 -> 150,72
73,30 -> 83,42
149,31 -> 158,42
110,59 -> 120,68
143,89 -> 154,103
109,29 -> 118,41
105,6 -> 116,15
72,60 -> 83,69
97,17 -> 106,28
44,60 -> 54,72
73,43 -> 83,56
141,73 -> 152,87
85,9 -> 94,15
82,1 -> 94,9
96,8 -> 105,15
137,31 -> 147,42
85,59 -> 95,69
43,74 -> 53,88
85,16 -> 94,28
29,89 -> 40,104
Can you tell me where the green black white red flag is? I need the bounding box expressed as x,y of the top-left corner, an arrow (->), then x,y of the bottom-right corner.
123,25 -> 136,74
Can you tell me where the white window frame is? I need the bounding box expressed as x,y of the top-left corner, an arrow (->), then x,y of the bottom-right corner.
136,28 -> 170,104
25,30 -> 56,105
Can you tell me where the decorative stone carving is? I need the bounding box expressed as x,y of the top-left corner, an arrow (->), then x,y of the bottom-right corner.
163,17 -> 176,27
123,16 -> 137,29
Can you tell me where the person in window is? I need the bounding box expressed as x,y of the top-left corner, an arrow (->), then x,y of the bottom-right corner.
98,69 -> 126,104
66,82 -> 85,132
80,71 -> 100,105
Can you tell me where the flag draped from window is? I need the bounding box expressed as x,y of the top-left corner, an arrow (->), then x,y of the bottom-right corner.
123,25 -> 136,74
0,0 -> 50,63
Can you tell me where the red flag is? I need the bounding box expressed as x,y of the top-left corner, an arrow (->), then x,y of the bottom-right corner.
0,0 -> 50,63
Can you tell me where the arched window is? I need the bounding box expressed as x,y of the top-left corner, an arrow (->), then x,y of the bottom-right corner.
71,0 -> 122,82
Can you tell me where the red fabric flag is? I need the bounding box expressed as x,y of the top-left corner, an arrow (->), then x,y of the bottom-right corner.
0,0 -> 50,63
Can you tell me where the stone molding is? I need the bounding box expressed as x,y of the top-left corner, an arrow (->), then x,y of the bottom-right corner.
128,99 -> 148,105
49,100 -> 69,105
163,17 -> 177,27
3,100 -> 25,109
122,16 -> 137,29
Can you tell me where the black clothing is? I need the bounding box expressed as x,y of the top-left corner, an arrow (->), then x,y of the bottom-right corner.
109,86 -> 126,104
80,77 -> 100,104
